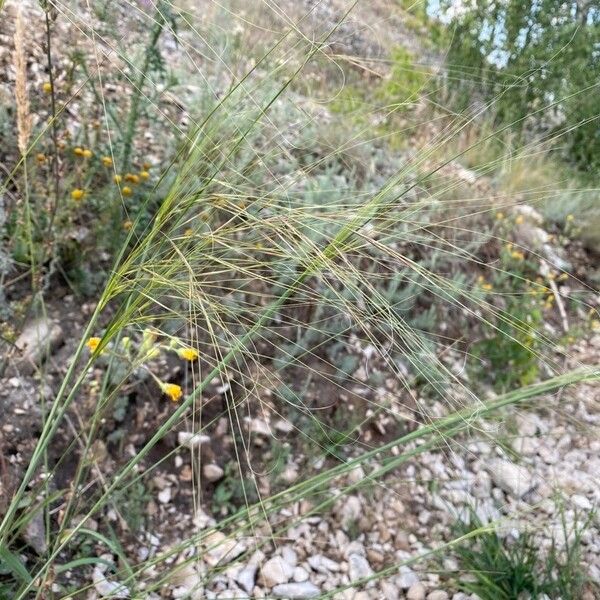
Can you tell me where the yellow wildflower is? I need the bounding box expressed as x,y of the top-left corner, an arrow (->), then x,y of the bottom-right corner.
42,82 -> 52,94
102,156 -> 113,167
73,147 -> 85,157
566,214 -> 574,222
143,161 -> 152,170
124,173 -> 140,184
36,153 -> 46,163
482,283 -> 493,291
161,382 -> 183,402
82,149 -> 93,158
86,337 -> 101,352
113,174 -> 122,184
515,215 -> 524,225
122,186 -> 133,196
495,211 -> 504,220
71,188 -> 85,201
184,228 -> 194,237
178,347 -> 199,361
139,170 -> 150,180
511,250 -> 525,261
123,220 -> 133,231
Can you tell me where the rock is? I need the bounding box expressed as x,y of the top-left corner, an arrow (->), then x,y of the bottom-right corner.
571,494 -> 593,510
204,532 -> 246,566
260,556 -> 295,587
406,582 -> 426,600
92,555 -> 130,598
157,487 -> 171,504
12,318 -> 63,375
203,464 -> 224,482
486,458 -> 534,498
380,580 -> 400,600
307,554 -> 340,573
178,431 -> 210,449
339,495 -> 362,528
427,591 -> 449,600
23,512 -> 47,555
348,553 -> 373,582
271,582 -> 320,598
293,566 -> 309,582
235,563 -> 257,594
397,566 -> 420,589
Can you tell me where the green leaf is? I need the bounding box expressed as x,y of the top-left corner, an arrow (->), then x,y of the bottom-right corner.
0,545 -> 32,585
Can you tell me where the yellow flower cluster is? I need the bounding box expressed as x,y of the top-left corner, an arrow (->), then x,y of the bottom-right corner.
160,382 -> 183,402
74,147 -> 93,158
177,347 -> 199,361
86,337 -> 101,352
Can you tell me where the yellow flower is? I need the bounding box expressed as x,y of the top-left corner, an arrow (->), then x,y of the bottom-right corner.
178,347 -> 199,361
113,174 -> 122,184
515,215 -> 524,225
566,214 -> 575,222
71,188 -> 85,201
495,211 -> 504,220
82,149 -> 93,158
143,161 -> 152,170
184,228 -> 194,237
123,220 -> 133,231
102,156 -> 113,167
86,337 -> 101,352
482,283 -> 493,291
124,173 -> 140,184
161,382 -> 183,402
122,186 -> 133,196
73,147 -> 85,157
36,153 -> 46,163
42,82 -> 52,94
511,250 -> 525,261
139,170 -> 150,180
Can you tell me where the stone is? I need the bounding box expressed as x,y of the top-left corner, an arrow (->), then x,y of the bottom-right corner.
347,553 -> 373,582
293,566 -> 309,582
12,318 -> 63,375
260,557 -> 294,587
307,554 -> 339,573
203,464 -> 224,482
23,512 -> 47,554
178,431 -> 210,449
380,580 -> 400,600
406,582 -> 426,600
271,582 -> 320,598
571,494 -> 593,510
339,496 -> 362,528
427,591 -> 449,600
157,487 -> 171,504
397,566 -> 420,589
486,458 -> 534,498
235,563 -> 257,594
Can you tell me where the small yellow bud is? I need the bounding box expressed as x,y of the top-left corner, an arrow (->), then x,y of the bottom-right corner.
113,174 -> 122,184
82,149 -> 93,158
160,382 -> 183,402
139,170 -> 150,180
178,347 -> 199,361
122,186 -> 133,196
71,188 -> 85,201
42,82 -> 53,94
102,156 -> 113,167
86,337 -> 101,352
73,147 -> 85,156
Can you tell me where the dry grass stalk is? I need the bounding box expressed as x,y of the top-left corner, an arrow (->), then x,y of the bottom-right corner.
13,5 -> 31,157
